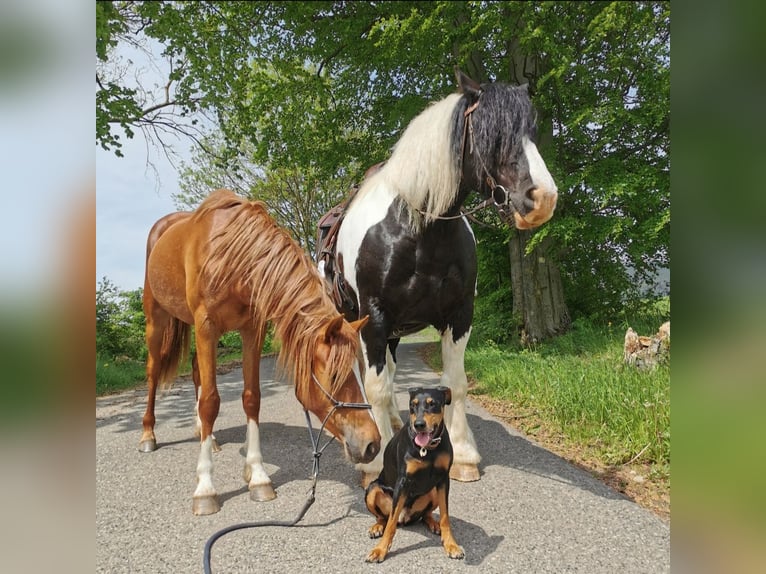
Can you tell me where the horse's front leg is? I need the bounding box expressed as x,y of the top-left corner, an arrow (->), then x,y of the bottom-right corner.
385,339 -> 403,433
440,326 -> 481,482
191,353 -> 220,452
192,324 -> 222,515
240,328 -> 276,501
358,336 -> 396,485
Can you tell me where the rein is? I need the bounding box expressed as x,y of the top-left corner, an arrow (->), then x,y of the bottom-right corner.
202,373 -> 372,574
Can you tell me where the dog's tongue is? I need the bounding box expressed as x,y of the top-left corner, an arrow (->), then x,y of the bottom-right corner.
414,432 -> 432,447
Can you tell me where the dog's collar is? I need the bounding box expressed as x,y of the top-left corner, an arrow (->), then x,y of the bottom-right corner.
409,423 -> 445,457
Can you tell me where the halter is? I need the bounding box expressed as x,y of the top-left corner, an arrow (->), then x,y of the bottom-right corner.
202,369 -> 372,574
416,93 -> 532,226
304,371 -> 373,477
463,98 -> 532,226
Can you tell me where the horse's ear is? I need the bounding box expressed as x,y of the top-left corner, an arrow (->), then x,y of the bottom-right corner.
324,315 -> 346,342
350,315 -> 369,333
454,66 -> 482,101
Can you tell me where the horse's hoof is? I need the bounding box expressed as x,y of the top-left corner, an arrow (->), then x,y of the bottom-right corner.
211,438 -> 221,453
192,496 -> 220,515
450,463 -> 480,482
249,484 -> 277,502
138,439 -> 157,453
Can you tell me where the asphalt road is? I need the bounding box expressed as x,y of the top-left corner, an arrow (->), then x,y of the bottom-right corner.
96,342 -> 669,573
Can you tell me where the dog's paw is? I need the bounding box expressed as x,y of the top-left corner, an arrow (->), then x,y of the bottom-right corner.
424,515 -> 441,535
367,524 -> 384,539
444,542 -> 465,560
365,546 -> 388,563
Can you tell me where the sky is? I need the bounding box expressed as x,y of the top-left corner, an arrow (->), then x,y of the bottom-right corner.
96,36 -> 193,292
96,137 -> 186,291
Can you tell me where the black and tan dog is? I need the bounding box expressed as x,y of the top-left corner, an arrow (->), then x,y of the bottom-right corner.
364,386 -> 464,563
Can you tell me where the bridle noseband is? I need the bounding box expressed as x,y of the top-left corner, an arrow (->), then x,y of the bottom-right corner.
305,371 -> 373,471
416,92 -> 532,225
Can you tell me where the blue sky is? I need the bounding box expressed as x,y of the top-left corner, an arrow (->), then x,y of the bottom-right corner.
96,137 -> 186,292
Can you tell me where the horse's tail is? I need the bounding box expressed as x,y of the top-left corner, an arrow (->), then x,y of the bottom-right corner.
157,316 -> 192,388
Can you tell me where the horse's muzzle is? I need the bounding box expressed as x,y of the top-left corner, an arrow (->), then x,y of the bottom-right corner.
345,433 -> 381,464
513,187 -> 558,230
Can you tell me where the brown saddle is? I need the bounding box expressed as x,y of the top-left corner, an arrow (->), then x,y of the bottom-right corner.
316,162 -> 386,317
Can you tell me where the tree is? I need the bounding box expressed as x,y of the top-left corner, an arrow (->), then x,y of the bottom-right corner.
96,1 -> 670,341
173,135 -> 359,255
96,277 -> 146,359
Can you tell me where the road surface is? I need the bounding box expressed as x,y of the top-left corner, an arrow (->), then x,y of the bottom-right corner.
96,343 -> 669,573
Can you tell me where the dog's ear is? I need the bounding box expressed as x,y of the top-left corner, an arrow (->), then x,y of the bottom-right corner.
436,386 -> 452,406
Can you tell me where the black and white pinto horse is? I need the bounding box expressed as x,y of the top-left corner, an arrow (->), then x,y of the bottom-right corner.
325,70 -> 558,483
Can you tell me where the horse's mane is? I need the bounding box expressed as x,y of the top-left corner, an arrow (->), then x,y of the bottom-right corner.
193,189 -> 358,396
358,82 -> 534,228
375,93 -> 463,227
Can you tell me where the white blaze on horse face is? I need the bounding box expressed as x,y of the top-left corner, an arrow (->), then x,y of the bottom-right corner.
522,135 -> 557,196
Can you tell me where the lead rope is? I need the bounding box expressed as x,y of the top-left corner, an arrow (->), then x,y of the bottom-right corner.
202,377 -> 372,574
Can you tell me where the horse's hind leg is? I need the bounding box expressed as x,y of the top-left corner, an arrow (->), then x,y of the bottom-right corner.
140,298 -> 170,452
192,323 -> 221,515
239,327 -> 277,502
441,326 -> 481,482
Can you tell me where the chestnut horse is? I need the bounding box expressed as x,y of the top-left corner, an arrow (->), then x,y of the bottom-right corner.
141,189 -> 380,515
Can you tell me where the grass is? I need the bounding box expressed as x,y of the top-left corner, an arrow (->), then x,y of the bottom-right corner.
420,311 -> 670,518
96,354 -> 147,396
96,332 -> 279,397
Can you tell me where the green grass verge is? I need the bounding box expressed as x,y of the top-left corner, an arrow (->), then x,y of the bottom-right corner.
425,316 -> 669,478
96,354 -> 147,396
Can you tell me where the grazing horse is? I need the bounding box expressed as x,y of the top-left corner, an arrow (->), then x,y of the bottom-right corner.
320,70 -> 558,483
141,189 -> 381,515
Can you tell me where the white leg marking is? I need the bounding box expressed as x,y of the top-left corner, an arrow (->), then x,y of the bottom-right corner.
358,363 -> 394,476
194,397 -> 202,437
441,327 -> 480,466
244,419 -> 271,488
353,359 -> 376,425
193,435 -> 216,499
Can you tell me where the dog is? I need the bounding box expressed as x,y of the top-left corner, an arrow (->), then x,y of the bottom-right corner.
364,386 -> 464,562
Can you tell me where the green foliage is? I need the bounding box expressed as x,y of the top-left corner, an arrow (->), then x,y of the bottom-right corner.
96,353 -> 146,396
462,311 -> 670,469
473,224 -> 518,344
96,277 -> 146,360
98,1 -> 670,339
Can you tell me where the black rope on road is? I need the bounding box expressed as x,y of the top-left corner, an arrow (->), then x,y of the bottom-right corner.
203,389 -> 373,574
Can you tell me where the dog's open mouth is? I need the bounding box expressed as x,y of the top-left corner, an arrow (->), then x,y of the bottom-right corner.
414,431 -> 434,447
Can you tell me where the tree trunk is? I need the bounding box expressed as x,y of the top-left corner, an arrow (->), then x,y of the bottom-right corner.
509,232 -> 570,344
453,7 -> 569,344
